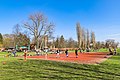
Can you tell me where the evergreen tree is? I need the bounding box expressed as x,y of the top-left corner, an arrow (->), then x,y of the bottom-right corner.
0,33 -> 3,44
55,37 -> 60,48
60,35 -> 65,48
68,38 -> 74,48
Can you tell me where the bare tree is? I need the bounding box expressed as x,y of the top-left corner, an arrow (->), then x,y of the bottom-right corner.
76,22 -> 82,48
86,29 -> 90,48
13,24 -> 21,35
81,28 -> 86,50
95,41 -> 101,49
91,31 -> 96,48
12,24 -> 22,46
23,12 -> 54,49
105,39 -> 119,48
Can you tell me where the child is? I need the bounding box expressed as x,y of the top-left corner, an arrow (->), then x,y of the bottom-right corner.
24,50 -> 28,61
12,49 -> 16,57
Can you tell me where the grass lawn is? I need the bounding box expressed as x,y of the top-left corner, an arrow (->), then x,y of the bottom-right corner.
0,52 -> 120,80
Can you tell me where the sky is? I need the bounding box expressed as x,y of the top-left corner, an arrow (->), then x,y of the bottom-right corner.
0,0 -> 120,42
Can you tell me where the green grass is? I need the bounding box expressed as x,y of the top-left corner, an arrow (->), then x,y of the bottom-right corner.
97,48 -> 109,52
68,48 -> 109,52
117,48 -> 120,55
0,52 -> 120,80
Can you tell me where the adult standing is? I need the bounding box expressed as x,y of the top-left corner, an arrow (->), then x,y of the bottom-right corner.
65,49 -> 68,57
45,48 -> 48,59
56,49 -> 60,58
75,49 -> 78,58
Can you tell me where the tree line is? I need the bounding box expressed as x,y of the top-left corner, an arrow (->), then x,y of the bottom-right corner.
76,22 -> 96,50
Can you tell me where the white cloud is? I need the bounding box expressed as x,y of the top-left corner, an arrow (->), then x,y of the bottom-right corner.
107,33 -> 120,37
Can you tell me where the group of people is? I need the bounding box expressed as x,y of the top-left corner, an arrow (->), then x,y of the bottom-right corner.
16,47 -> 118,62
65,49 -> 79,58
6,49 -> 27,61
56,49 -> 79,58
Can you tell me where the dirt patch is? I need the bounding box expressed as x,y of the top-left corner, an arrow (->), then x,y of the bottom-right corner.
26,52 -> 111,64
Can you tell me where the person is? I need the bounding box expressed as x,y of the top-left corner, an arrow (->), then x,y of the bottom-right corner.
65,49 -> 68,57
75,49 -> 78,58
12,49 -> 16,57
44,48 -> 48,59
56,49 -> 60,58
24,50 -> 28,61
